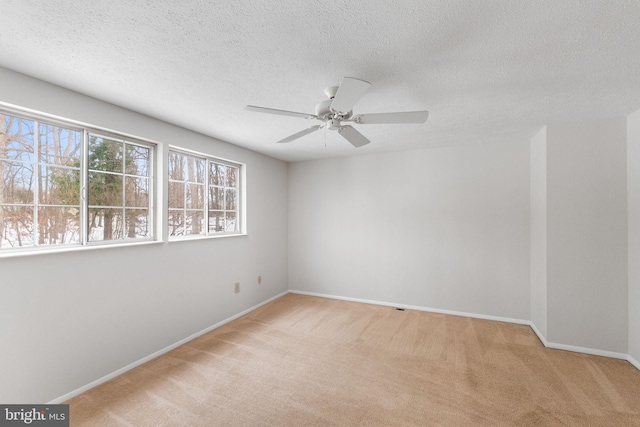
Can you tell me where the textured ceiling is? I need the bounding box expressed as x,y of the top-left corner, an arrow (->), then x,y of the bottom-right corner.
1,1 -> 640,162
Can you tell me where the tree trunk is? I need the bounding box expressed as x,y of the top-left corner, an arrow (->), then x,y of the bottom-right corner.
127,211 -> 136,238
104,211 -> 113,240
187,157 -> 201,234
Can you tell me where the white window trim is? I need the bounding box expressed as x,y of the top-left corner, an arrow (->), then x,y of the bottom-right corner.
0,104 -> 159,256
85,130 -> 157,245
167,145 -> 246,240
0,240 -> 164,259
0,103 -> 247,258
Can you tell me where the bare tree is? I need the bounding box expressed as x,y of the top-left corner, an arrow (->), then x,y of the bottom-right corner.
0,114 -> 7,246
37,124 -> 81,245
0,115 -> 35,247
187,155 -> 202,234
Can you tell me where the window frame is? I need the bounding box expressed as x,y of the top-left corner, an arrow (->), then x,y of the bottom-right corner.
0,114 -> 85,249
0,105 -> 158,254
167,150 -> 207,238
85,130 -> 156,245
167,146 -> 245,241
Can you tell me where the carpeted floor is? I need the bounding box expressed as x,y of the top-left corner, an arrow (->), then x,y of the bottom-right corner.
67,293 -> 640,426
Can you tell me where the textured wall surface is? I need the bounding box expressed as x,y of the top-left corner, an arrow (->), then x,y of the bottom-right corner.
288,141 -> 530,320
546,118 -> 628,353
628,109 -> 640,363
530,126 -> 547,339
0,69 -> 289,403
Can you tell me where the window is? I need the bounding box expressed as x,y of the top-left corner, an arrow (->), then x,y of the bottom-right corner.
168,151 -> 205,236
87,134 -> 152,241
168,149 -> 241,238
0,110 -> 155,251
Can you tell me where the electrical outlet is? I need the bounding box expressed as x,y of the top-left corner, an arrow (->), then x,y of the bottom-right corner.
258,275 -> 262,284
234,282 -> 240,294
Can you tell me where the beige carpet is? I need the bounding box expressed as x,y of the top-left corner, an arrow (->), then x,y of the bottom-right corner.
67,293 -> 640,426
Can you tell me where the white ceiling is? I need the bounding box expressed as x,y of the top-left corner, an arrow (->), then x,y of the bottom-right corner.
1,1 -> 640,162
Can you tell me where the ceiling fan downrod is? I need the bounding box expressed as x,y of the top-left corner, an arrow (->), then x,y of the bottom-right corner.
245,76 -> 429,147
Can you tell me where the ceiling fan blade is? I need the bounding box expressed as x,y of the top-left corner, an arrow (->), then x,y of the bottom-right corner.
353,111 -> 429,124
338,125 -> 370,148
330,77 -> 371,115
277,125 -> 322,143
245,105 -> 317,120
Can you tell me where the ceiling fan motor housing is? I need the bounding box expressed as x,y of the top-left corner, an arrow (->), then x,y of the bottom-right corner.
315,85 -> 353,123
315,99 -> 333,120
315,100 -> 352,124
245,76 -> 428,147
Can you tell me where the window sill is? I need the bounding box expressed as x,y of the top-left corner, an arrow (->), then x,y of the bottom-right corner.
0,233 -> 249,259
0,240 -> 164,259
168,233 -> 248,243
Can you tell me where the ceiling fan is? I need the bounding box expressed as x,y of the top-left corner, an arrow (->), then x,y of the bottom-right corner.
245,77 -> 429,147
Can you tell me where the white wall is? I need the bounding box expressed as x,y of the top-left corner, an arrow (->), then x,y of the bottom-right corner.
288,141 -> 531,320
628,109 -> 640,364
2,66 -> 636,405
530,126 -> 547,339
0,68 -> 289,403
546,118 -> 628,352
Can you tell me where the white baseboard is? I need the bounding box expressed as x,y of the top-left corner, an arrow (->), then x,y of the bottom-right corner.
529,321 -> 548,346
542,341 -> 628,360
48,291 -> 288,404
290,290 -> 637,367
528,321 -> 628,360
288,289 -> 530,325
49,288 -> 640,403
628,355 -> 640,370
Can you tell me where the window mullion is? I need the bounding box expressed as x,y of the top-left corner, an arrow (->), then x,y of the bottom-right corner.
149,148 -> 155,240
80,130 -> 89,245
205,160 -> 210,234
182,179 -> 186,235
33,121 -> 39,246
122,142 -> 126,241
222,183 -> 227,231
236,170 -> 240,233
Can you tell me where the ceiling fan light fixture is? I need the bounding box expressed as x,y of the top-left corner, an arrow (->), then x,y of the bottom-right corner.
245,76 -> 429,146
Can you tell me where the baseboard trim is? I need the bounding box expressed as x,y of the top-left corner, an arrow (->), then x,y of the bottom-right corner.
49,288 -> 639,403
542,341 -> 628,360
529,320 -> 628,360
288,289 -> 530,325
48,290 -> 289,404
628,355 -> 640,370
529,321 -> 548,346
290,290 -> 637,367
